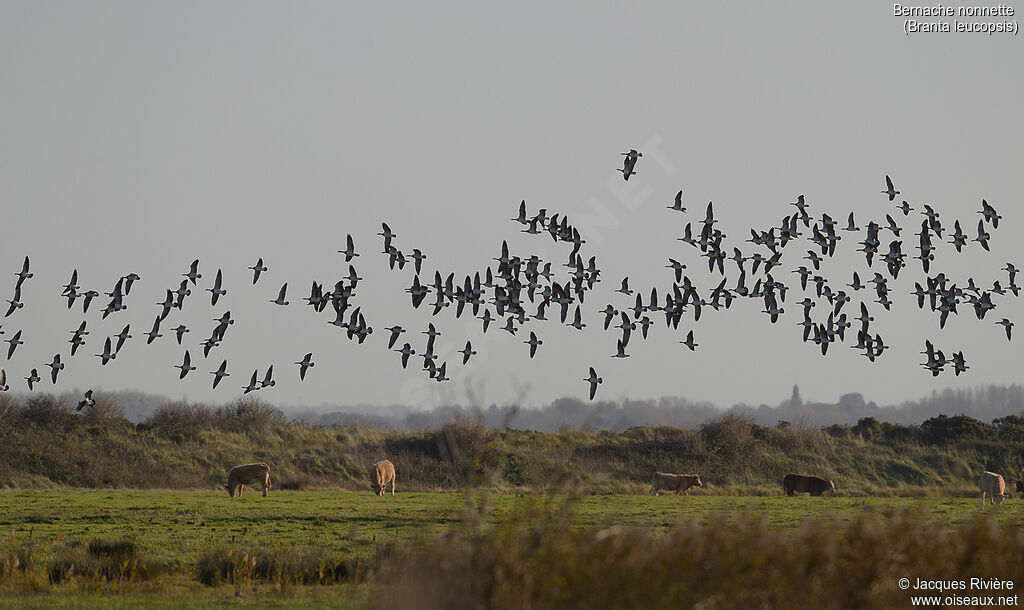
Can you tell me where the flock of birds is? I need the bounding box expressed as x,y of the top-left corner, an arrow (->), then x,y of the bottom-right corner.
0,150 -> 1018,407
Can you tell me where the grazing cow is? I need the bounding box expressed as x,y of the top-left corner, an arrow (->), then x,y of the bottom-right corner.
371,459 -> 396,496
650,472 -> 703,495
783,474 -> 836,497
979,471 -> 1005,506
225,462 -> 272,498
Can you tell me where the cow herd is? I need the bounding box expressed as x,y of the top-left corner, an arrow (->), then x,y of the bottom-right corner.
647,470 -> 1014,507
648,472 -> 837,497
219,463 -> 1012,507
220,460 -> 397,498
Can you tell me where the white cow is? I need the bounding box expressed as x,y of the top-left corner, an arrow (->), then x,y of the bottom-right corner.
225,462 -> 272,498
979,471 -> 1005,507
650,472 -> 703,496
371,459 -> 396,496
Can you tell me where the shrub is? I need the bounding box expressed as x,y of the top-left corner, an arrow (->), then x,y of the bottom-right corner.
215,398 -> 286,433
769,419 -> 831,453
144,402 -> 214,442
20,395 -> 77,431
992,415 -> 1024,443
920,414 -> 991,444
700,414 -> 760,457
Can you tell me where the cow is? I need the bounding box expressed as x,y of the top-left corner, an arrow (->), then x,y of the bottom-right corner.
371,459 -> 396,496
650,472 -> 703,496
783,474 -> 836,497
979,471 -> 1005,507
1016,479 -> 1024,495
225,462 -> 272,498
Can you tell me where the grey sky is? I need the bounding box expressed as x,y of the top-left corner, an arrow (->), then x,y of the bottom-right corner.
1,2 -> 1021,411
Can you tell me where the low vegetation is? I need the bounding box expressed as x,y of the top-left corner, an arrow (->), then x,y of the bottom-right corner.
379,500 -> 1024,610
0,491 -> 1022,607
47,538 -> 168,585
2,393 -> 1024,495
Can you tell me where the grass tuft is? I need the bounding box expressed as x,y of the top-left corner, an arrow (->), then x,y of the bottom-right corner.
196,546 -> 360,586
48,538 -> 166,585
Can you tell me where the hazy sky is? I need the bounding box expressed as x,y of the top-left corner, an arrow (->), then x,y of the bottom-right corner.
1,2 -> 1021,411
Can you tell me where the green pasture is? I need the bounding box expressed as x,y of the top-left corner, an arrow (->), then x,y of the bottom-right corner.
2,490 -> 1018,558
0,490 -> 1019,607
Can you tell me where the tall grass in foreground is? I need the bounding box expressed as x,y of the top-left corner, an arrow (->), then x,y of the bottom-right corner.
373,497 -> 1024,610
0,535 -> 167,595
2,493 -> 1023,605
195,546 -> 370,587
48,538 -> 168,585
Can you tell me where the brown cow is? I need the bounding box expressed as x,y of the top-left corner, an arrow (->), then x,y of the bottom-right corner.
225,462 -> 272,498
783,474 -> 836,497
371,459 -> 396,496
979,471 -> 1005,507
650,472 -> 703,495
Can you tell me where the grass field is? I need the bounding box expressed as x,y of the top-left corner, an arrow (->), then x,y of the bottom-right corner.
5,399 -> 1024,605
0,489 -> 1019,607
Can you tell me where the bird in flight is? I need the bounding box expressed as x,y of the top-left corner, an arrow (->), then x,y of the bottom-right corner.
248,258 -> 267,284
5,330 -> 23,359
584,367 -> 603,400
996,318 -> 1013,341
979,199 -> 1001,228
183,259 -> 202,285
14,256 -> 32,289
95,337 -> 116,365
76,389 -> 95,412
459,341 -> 477,365
46,353 -> 64,384
207,269 -> 227,306
618,149 -> 641,180
175,350 -> 197,379
271,283 -> 289,306
145,317 -> 163,344
243,369 -> 260,394
25,368 -> 40,390
211,359 -> 229,389
5,286 -> 24,318
260,365 -> 276,389
114,324 -> 132,353
339,234 -> 359,262
882,175 -> 900,201
667,190 -> 686,213
524,331 -> 543,358
295,353 -> 314,380
975,219 -> 991,251
396,343 -> 415,369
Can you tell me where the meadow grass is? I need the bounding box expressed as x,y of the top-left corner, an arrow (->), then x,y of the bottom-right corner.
0,489 -> 1021,607
3,397 -> 1024,606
